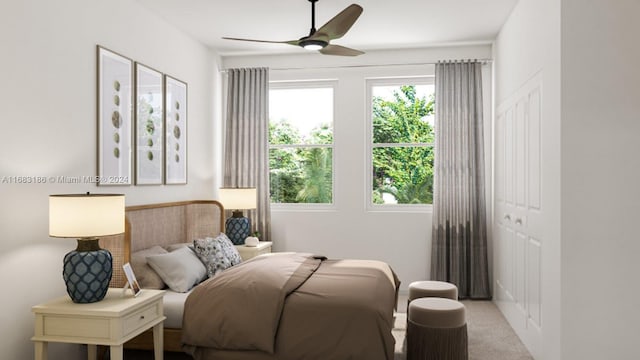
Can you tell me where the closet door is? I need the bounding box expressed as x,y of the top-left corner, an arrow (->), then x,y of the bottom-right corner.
494,76 -> 543,354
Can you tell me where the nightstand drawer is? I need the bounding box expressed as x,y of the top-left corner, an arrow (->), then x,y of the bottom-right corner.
43,316 -> 110,339
123,301 -> 162,337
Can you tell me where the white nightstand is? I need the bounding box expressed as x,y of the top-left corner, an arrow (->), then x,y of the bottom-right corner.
234,241 -> 273,260
32,288 -> 165,360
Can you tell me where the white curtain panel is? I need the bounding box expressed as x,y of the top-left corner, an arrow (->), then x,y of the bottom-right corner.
224,68 -> 271,241
431,61 -> 490,299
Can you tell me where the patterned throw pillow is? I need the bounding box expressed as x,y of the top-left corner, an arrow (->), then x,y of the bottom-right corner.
193,233 -> 242,278
217,233 -> 243,266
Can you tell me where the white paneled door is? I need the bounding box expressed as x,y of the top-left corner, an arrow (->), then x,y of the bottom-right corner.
494,73 -> 543,356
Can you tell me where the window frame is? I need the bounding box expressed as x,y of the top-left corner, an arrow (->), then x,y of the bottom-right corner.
365,76 -> 435,212
268,80 -> 337,210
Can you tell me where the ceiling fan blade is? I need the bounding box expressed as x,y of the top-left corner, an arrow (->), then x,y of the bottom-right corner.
319,44 -> 364,56
313,4 -> 363,41
222,37 -> 300,46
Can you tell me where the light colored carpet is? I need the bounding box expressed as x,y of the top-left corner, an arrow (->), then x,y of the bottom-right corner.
393,297 -> 534,360
126,298 -> 533,360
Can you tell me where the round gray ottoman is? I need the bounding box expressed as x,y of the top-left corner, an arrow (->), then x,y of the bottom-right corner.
408,280 -> 458,301
407,297 -> 468,360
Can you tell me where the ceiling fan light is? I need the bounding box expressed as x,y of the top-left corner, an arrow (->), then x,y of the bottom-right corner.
304,44 -> 323,50
300,39 -> 328,50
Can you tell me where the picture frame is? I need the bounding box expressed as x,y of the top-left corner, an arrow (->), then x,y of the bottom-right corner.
97,46 -> 133,186
134,63 -> 164,185
122,262 -> 141,297
164,75 -> 188,184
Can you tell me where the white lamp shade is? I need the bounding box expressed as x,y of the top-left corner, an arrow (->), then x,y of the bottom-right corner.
49,194 -> 125,238
219,188 -> 257,210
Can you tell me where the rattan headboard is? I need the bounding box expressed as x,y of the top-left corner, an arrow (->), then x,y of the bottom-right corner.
100,200 -> 224,288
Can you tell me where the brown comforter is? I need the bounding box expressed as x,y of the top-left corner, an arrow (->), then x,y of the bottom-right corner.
182,252 -> 399,360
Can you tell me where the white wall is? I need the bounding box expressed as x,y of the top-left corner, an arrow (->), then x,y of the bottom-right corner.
223,46 -> 492,291
493,0 -> 562,358
496,0 -> 640,358
561,0 -> 640,358
0,1 -> 220,359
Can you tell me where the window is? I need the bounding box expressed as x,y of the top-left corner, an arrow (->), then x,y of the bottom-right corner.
269,82 -> 334,204
367,78 -> 435,209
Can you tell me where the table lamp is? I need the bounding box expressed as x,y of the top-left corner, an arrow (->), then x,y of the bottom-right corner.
49,193 -> 125,303
219,188 -> 257,245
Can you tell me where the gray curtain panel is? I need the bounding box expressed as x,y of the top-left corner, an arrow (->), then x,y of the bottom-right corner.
431,61 -> 490,299
224,68 -> 271,241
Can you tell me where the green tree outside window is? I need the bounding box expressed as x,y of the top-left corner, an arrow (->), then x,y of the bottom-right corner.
372,84 -> 435,205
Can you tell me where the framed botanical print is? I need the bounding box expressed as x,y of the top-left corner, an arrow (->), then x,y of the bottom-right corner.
134,63 -> 164,185
97,46 -> 133,185
164,75 -> 187,184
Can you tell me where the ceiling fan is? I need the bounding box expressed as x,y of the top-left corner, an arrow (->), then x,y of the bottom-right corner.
223,0 -> 364,56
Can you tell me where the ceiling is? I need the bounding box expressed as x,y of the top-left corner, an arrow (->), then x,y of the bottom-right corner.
135,0 -> 519,57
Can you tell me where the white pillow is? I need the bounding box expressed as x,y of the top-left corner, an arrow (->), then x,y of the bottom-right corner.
146,246 -> 207,292
163,242 -> 193,252
130,245 -> 168,289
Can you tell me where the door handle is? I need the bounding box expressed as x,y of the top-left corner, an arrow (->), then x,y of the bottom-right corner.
515,218 -> 523,225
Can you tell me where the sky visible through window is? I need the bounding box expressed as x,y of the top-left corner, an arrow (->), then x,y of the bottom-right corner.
269,87 -> 333,141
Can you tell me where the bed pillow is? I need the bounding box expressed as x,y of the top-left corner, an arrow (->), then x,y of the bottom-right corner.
164,242 -> 194,252
218,233 -> 243,266
193,233 -> 243,278
130,246 -> 168,289
146,246 -> 207,292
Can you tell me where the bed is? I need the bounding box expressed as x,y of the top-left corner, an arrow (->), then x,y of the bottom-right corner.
101,200 -> 400,359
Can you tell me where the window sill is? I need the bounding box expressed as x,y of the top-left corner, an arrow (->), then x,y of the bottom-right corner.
366,204 -> 433,213
270,203 -> 337,212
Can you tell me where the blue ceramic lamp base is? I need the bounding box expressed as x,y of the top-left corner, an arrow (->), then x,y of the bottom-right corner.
226,213 -> 251,245
62,238 -> 112,303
